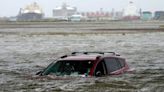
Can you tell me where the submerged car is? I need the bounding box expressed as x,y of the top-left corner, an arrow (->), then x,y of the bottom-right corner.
36,52 -> 129,77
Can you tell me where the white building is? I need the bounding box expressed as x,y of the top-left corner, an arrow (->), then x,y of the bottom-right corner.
53,3 -> 77,20
123,1 -> 140,20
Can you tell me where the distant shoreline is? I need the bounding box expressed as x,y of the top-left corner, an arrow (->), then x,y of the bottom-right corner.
0,21 -> 164,34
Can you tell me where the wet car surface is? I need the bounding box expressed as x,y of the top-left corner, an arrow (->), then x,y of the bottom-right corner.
0,30 -> 164,92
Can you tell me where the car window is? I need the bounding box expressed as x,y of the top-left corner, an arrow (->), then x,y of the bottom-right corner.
95,61 -> 107,76
104,58 -> 122,73
43,60 -> 94,76
42,61 -> 61,75
117,58 -> 125,68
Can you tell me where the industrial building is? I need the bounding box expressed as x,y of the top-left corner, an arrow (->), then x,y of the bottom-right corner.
113,11 -> 124,20
79,8 -> 114,21
141,11 -> 152,20
154,11 -> 164,20
80,11 -> 112,20
53,3 -> 77,20
17,2 -> 44,21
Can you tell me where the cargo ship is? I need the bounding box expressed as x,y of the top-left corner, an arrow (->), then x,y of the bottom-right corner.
17,2 -> 44,21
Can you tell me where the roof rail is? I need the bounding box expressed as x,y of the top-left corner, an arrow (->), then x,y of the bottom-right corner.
72,52 -> 116,55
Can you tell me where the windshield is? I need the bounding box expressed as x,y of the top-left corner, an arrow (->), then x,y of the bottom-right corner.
42,60 -> 94,76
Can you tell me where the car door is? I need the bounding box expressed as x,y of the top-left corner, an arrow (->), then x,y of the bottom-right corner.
94,60 -> 107,77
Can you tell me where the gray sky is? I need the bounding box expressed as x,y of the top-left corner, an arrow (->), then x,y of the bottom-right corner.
0,0 -> 163,17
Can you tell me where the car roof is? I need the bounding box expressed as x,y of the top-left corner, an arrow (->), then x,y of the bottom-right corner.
59,53 -> 121,61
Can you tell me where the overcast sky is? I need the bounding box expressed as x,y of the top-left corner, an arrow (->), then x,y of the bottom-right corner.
0,0 -> 163,17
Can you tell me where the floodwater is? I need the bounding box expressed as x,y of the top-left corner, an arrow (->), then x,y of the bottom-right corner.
0,29 -> 164,92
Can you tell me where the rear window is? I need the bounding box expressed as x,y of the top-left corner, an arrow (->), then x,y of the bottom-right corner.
117,58 -> 125,67
104,58 -> 122,73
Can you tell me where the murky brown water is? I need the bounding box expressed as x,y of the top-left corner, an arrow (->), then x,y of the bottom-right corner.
0,30 -> 164,92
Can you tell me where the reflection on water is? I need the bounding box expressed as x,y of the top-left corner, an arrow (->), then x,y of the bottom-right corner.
0,31 -> 164,92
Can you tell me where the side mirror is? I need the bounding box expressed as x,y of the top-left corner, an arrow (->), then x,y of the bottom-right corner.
95,71 -> 102,77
